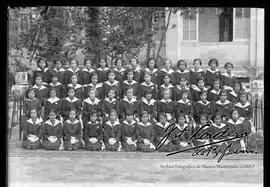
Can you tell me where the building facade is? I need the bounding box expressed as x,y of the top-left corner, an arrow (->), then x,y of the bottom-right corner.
165,8 -> 264,76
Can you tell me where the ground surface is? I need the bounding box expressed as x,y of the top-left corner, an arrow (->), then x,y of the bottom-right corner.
8,126 -> 263,186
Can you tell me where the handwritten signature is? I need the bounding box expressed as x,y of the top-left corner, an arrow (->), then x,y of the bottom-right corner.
156,124 -> 257,162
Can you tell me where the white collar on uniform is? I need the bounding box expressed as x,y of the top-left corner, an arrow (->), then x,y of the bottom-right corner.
104,80 -> 119,86
68,83 -> 82,89
137,121 -> 152,127
216,100 -> 231,106
65,97 -> 79,103
123,96 -> 137,104
212,123 -> 226,129
175,123 -> 188,130
190,68 -> 204,73
47,97 -> 60,103
160,84 -> 174,89
160,98 -> 172,103
104,97 -> 117,103
222,72 -> 236,78
177,99 -> 190,104
36,67 -> 49,73
210,89 -> 221,95
87,121 -> 98,125
32,84 -> 47,90
227,119 -> 242,125
141,81 -> 155,87
141,97 -> 156,105
49,82 -> 62,87
106,120 -> 120,127
65,119 -> 79,124
114,68 -> 126,73
229,90 -> 238,97
88,83 -> 103,89
198,100 -> 211,106
27,117 -> 43,125
83,97 -> 100,105
145,68 -> 158,74
176,69 -> 189,74
206,68 -> 220,73
235,102 -> 251,108
44,119 -> 61,126
176,85 -> 189,91
160,68 -> 174,74
67,67 -> 80,73
97,67 -> 109,71
82,67 -> 95,73
156,121 -> 171,129
191,84 -> 208,92
123,120 -> 136,126
133,66 -> 141,72
123,80 -> 137,86
53,68 -> 65,72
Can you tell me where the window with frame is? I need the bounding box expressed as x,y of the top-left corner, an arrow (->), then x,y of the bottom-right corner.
183,13 -> 197,41
235,8 -> 250,39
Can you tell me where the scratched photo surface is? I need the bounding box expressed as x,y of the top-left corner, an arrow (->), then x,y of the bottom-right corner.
8,7 -> 264,187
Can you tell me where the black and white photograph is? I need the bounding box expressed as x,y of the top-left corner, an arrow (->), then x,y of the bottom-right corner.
7,7 -> 264,187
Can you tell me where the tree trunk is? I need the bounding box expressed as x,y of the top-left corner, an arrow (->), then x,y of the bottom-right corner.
155,8 -> 172,61
146,16 -> 153,62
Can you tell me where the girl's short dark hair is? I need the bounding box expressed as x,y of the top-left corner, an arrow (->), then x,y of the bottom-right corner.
108,69 -> 115,75
35,73 -> 43,80
159,112 -> 167,119
26,88 -> 36,98
200,114 -> 208,120
129,56 -> 139,64
54,59 -> 62,65
70,59 -> 78,65
90,110 -> 97,116
213,79 -> 221,84
115,58 -> 123,65
49,88 -> 57,94
234,81 -> 243,89
219,90 -> 227,96
224,62 -> 234,69
177,113 -> 186,120
110,108 -> 117,115
177,59 -> 187,68
126,69 -> 134,74
147,58 -> 157,68
208,58 -> 219,66
49,109 -> 56,115
193,58 -> 202,66
84,58 -> 92,66
140,111 -> 148,117
37,57 -> 48,67
164,58 -> 172,66
196,77 -> 205,83
67,87 -> 75,92
69,108 -> 77,114
199,90 -> 208,96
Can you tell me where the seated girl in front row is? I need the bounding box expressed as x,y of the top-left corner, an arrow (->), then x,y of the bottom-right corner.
63,109 -> 82,151
42,110 -> 63,150
22,108 -> 43,149
136,111 -> 155,152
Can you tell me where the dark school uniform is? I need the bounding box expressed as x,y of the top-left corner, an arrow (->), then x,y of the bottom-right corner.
213,100 -> 233,120
66,83 -> 83,100
205,68 -> 222,88
48,82 -> 64,98
234,102 -> 253,121
158,83 -> 175,100
96,67 -> 109,83
139,97 -> 158,120
120,97 -> 140,119
221,72 -> 236,91
52,67 -> 66,85
143,68 -> 159,85
79,67 -> 96,87
194,100 -> 214,123
44,97 -> 62,120
103,80 -> 122,99
114,67 -> 126,83
121,119 -> 137,152
22,118 -> 43,149
32,84 -> 49,105
133,66 -> 143,83
64,67 -> 81,86
153,121 -> 174,152
83,120 -> 103,151
207,89 -> 221,102
157,68 -> 174,86
83,83 -> 104,99
175,99 -> 194,122
103,120 -> 121,151
157,99 -> 176,122
172,123 -> 193,151
191,123 -> 211,148
101,98 -> 120,119
61,97 -> 82,121
136,121 -> 155,152
208,123 -> 228,152
63,119 -> 82,150
82,97 -> 102,123
41,119 -> 63,150
189,68 -> 205,85
171,69 -> 190,86
122,80 -> 140,98
139,81 -> 158,99
32,67 -> 52,86
190,84 -> 209,102
227,90 -> 240,104
23,98 -> 42,118
173,85 -> 191,101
